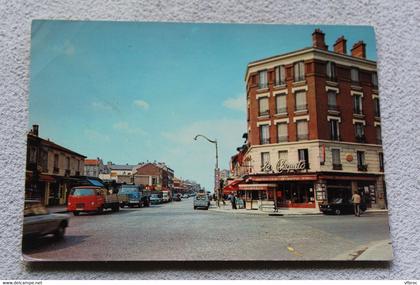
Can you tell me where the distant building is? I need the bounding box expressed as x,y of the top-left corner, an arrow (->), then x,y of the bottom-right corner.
219,169 -> 230,181
25,125 -> 86,206
84,157 -> 105,177
99,162 -> 136,184
133,162 -> 174,191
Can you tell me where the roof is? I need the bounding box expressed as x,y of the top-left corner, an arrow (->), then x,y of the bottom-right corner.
85,159 -> 100,166
108,164 -> 135,170
244,47 -> 377,82
28,133 -> 86,158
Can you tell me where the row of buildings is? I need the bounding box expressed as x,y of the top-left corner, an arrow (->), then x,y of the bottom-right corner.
225,29 -> 386,211
25,125 -> 201,206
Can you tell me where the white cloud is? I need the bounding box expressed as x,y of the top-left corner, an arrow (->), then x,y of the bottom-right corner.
222,95 -> 246,112
91,101 -> 113,111
84,129 -> 109,141
133,100 -> 150,110
113,121 -> 147,136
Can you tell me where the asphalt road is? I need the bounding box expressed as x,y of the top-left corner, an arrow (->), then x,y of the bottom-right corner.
22,199 -> 392,261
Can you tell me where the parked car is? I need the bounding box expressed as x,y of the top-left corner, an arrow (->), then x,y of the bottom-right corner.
162,190 -> 172,203
182,194 -> 189,199
118,185 -> 150,208
23,200 -> 70,240
150,193 -> 163,204
67,186 -> 120,215
319,198 -> 365,215
193,193 -> 210,210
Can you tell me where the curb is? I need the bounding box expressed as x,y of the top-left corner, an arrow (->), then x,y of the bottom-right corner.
208,208 -> 322,216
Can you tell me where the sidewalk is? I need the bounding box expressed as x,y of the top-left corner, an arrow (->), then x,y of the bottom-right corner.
47,205 -> 69,214
209,203 -> 321,216
209,202 -> 388,216
333,239 -> 393,261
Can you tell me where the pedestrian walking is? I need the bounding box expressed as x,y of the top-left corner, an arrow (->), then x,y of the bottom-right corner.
231,194 -> 237,210
352,191 -> 361,217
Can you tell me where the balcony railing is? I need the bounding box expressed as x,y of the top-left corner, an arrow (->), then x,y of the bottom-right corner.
259,110 -> 269,117
277,135 -> 288,143
258,82 -> 268,89
64,169 -> 71,176
276,107 -> 287,114
274,80 -> 286,86
353,108 -> 363,115
297,134 -> 309,141
331,135 -> 341,141
260,138 -> 270,145
358,164 -> 368,171
295,104 -> 308,111
332,163 -> 343,170
328,104 -> 339,112
355,135 -> 366,143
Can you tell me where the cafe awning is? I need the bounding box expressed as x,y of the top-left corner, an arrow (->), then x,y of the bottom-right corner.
223,179 -> 243,193
238,183 -> 277,191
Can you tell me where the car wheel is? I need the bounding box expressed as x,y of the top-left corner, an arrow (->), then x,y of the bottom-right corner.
73,211 -> 80,216
97,207 -> 104,214
205,207 -> 209,210
120,204 -> 125,209
335,209 -> 341,215
54,223 -> 66,240
194,206 -> 197,210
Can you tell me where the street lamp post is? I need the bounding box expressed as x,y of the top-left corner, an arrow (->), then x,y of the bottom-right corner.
193,134 -> 221,207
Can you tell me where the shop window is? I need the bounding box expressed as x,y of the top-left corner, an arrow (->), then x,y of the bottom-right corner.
283,182 -> 314,204
298,149 -> 310,169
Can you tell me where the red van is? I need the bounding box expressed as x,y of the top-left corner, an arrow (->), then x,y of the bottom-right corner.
67,186 -> 120,216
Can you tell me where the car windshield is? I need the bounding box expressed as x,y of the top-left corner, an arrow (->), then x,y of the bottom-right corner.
120,187 -> 138,194
332,198 -> 343,204
196,195 -> 207,200
151,194 -> 159,198
71,188 -> 95,196
24,203 -> 49,217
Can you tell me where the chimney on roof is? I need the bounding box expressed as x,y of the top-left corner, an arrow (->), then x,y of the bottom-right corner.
334,36 -> 347,54
312,29 -> 328,50
32,124 -> 39,137
351,41 -> 366,59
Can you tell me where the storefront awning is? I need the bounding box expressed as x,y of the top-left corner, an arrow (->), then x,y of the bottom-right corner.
39,174 -> 56,182
238,183 -> 277,191
223,179 -> 243,193
247,174 -> 318,182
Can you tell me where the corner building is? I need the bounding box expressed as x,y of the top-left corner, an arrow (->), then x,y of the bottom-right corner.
237,29 -> 385,210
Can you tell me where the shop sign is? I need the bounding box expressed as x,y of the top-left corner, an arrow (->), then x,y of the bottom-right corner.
261,159 -> 306,174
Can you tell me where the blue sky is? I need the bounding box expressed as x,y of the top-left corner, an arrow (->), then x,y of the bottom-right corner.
29,20 -> 376,191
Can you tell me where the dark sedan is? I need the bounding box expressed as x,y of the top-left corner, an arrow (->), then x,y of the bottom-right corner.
320,198 -> 356,215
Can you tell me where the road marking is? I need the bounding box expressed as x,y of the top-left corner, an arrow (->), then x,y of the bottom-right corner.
287,245 -> 303,256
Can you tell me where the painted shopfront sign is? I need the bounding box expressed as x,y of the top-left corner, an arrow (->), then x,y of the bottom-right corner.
261,159 -> 306,174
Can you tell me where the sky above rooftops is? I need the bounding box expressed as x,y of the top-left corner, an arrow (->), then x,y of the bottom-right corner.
28,21 -> 376,191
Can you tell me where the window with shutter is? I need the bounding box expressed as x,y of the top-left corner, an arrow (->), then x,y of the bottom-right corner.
275,94 -> 287,114
258,97 -> 269,116
295,91 -> 307,111
296,120 -> 308,140
277,123 -> 288,142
